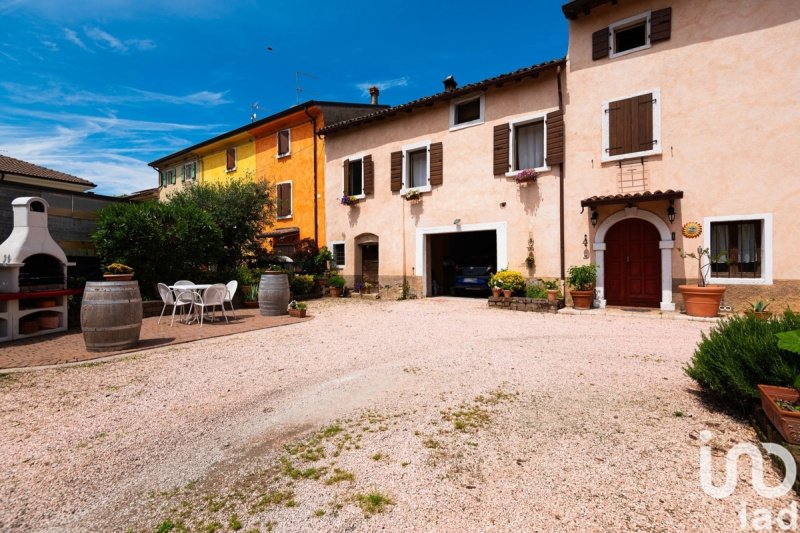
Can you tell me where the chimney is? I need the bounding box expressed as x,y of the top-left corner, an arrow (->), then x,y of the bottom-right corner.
369,86 -> 380,105
443,75 -> 457,92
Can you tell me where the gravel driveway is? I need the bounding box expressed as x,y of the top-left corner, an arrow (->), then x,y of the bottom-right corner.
1,298 -> 794,532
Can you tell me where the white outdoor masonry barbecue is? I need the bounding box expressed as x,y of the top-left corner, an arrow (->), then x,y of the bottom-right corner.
0,197 -> 77,341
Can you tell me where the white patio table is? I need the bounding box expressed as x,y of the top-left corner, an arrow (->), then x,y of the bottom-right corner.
167,284 -> 213,324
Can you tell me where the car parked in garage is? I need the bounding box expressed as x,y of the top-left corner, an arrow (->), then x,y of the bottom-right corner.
450,264 -> 494,296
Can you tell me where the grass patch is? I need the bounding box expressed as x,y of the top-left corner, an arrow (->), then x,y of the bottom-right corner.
250,490 -> 295,514
281,458 -> 327,480
371,452 -> 383,461
314,509 -> 326,517
228,513 -> 242,531
442,404 -> 491,432
354,492 -> 395,516
325,468 -> 354,485
422,438 -> 440,449
203,522 -> 222,533
673,410 -> 685,417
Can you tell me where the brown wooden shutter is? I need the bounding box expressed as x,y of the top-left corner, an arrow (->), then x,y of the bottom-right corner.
429,143 -> 443,186
650,7 -> 672,43
363,155 -> 374,195
635,93 -> 654,151
277,183 -> 291,217
608,97 -> 632,157
226,148 -> 235,170
493,124 -> 509,175
545,110 -> 564,166
342,159 -> 350,196
592,27 -> 610,60
390,151 -> 402,192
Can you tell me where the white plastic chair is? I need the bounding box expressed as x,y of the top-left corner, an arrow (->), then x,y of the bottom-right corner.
173,279 -> 194,301
157,283 -> 193,326
223,280 -> 238,318
192,284 -> 228,326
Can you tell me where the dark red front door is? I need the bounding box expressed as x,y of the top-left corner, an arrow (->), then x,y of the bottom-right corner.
605,218 -> 661,308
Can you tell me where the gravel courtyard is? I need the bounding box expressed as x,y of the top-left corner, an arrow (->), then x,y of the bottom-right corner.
1,297 -> 795,532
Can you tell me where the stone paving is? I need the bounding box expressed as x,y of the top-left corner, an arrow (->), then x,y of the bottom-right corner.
0,308 -> 308,370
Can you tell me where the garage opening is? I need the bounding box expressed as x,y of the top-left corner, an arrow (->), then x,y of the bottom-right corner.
427,230 -> 497,297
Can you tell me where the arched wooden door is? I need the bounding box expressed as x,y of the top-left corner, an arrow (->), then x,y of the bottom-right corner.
604,218 -> 661,308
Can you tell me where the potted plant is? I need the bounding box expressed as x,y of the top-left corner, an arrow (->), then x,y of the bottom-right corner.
103,262 -> 134,281
363,281 -> 373,294
567,264 -> 596,310
287,300 -> 307,318
491,280 -> 503,298
329,274 -> 345,297
758,330 -> 800,444
404,189 -> 422,204
515,168 -> 538,186
502,282 -> 513,298
340,195 -> 358,207
747,300 -> 772,321
678,246 -> 727,318
243,285 -> 259,308
237,265 -> 258,297
544,280 -> 560,303
525,253 -> 535,269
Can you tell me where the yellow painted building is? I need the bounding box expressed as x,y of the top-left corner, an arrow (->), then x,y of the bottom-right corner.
148,100 -> 385,253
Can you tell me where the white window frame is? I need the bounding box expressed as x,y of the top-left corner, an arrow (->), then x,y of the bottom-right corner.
609,11 -> 652,59
277,129 -> 291,158
506,111 -> 551,177
343,152 -> 366,200
702,213 -> 773,285
330,240 -> 346,269
449,93 -> 485,131
225,147 -> 237,172
276,180 -> 293,219
601,88 -> 662,163
182,161 -> 197,182
401,140 -> 432,194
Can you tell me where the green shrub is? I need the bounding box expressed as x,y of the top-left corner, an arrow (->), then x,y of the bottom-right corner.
329,274 -> 346,289
489,270 -> 525,295
567,264 -> 596,291
291,274 -> 315,295
685,310 -> 800,412
236,265 -> 259,286
526,284 -> 547,299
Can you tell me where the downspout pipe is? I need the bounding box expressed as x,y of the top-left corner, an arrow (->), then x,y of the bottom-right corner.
557,64 -> 566,282
304,106 -> 319,245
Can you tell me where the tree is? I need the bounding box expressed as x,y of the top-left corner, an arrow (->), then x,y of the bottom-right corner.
92,201 -> 223,295
166,176 -> 274,271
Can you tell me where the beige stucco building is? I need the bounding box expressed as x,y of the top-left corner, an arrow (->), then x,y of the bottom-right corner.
322,0 -> 800,311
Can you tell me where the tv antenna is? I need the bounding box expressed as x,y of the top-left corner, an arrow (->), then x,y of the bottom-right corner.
250,101 -> 259,122
295,71 -> 318,104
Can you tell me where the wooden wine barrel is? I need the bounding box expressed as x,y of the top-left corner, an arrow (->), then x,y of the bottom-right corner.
80,281 -> 142,352
258,273 -> 289,316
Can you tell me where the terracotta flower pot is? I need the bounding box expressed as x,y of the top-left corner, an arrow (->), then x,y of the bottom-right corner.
330,287 -> 342,297
103,273 -> 134,281
288,308 -> 307,318
503,289 -> 513,298
491,287 -> 502,298
547,289 -> 558,303
747,310 -> 773,321
678,285 -> 726,318
570,290 -> 594,310
758,384 -> 800,444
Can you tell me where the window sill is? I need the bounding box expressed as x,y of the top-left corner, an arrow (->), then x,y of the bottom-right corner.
449,119 -> 484,132
505,167 -> 550,178
601,147 -> 661,163
277,152 -> 291,159
609,42 -> 652,59
277,215 -> 293,220
401,185 -> 431,195
226,168 -> 237,173
706,277 -> 772,286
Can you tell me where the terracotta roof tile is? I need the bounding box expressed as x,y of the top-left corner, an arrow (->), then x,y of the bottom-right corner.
0,155 -> 95,187
319,58 -> 565,135
581,189 -> 684,207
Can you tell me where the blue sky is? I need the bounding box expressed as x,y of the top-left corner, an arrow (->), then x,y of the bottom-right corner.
0,0 -> 568,195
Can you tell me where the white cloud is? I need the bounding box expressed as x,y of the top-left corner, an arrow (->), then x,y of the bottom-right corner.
85,26 -> 126,51
0,81 -> 230,107
126,38 -> 155,51
0,108 -> 225,195
41,39 -> 59,52
63,27 -> 90,51
356,77 -> 410,97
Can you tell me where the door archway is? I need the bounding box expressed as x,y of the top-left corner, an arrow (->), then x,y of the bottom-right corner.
593,207 -> 675,311
604,218 -> 661,307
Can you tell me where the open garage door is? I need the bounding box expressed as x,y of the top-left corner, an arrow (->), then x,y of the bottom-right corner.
427,230 -> 497,297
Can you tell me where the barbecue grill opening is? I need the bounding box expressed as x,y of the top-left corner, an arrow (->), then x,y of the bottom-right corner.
18,254 -> 65,290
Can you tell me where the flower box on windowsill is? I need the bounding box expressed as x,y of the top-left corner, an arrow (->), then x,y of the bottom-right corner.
340,195 -> 360,207
515,168 -> 539,187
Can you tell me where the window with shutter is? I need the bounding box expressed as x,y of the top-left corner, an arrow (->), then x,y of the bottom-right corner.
160,171 -> 167,187
276,182 -> 292,218
603,90 -> 660,161
348,159 -> 364,196
277,129 -> 291,157
226,148 -> 236,172
599,9 -> 671,61
330,241 -> 346,268
400,141 -> 432,193
168,169 -> 176,185
363,155 -> 374,195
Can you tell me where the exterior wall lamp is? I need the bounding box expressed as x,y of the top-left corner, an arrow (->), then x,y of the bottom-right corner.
667,200 -> 676,224
590,209 -> 598,227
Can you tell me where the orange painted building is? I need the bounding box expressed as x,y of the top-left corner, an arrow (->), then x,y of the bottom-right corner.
149,101 -> 384,254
